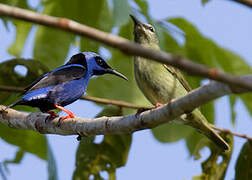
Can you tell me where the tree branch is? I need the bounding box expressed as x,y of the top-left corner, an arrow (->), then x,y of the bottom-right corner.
211,125 -> 252,141
0,85 -> 148,110
0,3 -> 251,91
0,76 -> 251,137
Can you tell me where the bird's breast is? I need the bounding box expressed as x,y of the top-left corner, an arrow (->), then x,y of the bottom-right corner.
134,57 -> 188,105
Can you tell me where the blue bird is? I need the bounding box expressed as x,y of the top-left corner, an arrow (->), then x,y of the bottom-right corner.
9,52 -> 128,120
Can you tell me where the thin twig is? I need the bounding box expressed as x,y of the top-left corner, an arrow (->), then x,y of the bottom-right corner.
0,85 -> 149,109
211,125 -> 252,141
0,3 -> 251,91
81,96 -> 149,109
0,85 -> 23,92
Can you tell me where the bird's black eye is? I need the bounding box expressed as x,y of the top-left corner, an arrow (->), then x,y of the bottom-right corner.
95,57 -> 104,66
95,57 -> 110,69
148,27 -> 154,32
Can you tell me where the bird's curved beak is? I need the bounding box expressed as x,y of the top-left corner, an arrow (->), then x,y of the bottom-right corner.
130,15 -> 142,27
107,69 -> 128,81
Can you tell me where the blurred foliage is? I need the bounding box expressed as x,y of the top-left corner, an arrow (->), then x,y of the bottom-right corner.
0,0 -> 251,179
0,123 -> 47,159
3,149 -> 25,166
6,0 -> 33,57
201,0 -> 211,5
73,106 -> 132,180
193,133 -> 233,180
235,140 -> 252,180
0,59 -> 48,158
0,58 -> 56,178
79,0 -> 112,52
0,59 -> 49,109
113,0 -> 131,26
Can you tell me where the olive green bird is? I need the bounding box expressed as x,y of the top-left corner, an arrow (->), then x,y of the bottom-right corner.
130,15 -> 229,151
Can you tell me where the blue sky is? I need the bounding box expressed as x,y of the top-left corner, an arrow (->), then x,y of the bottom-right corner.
0,0 -> 251,179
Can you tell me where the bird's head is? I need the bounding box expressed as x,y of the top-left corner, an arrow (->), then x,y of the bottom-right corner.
67,52 -> 128,80
130,15 -> 159,45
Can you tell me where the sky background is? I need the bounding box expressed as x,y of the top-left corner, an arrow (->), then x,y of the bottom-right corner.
0,0 -> 252,179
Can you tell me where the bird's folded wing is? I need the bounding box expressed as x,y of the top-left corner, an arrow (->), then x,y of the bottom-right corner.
24,64 -> 86,93
164,64 -> 192,92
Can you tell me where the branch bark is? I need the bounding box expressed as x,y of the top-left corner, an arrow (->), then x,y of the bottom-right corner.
0,76 -> 251,137
0,3 -> 252,91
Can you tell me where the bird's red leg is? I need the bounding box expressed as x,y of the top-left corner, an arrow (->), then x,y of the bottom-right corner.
54,104 -> 75,120
44,111 -> 59,122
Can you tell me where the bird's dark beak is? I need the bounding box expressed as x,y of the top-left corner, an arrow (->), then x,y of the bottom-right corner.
107,69 -> 128,81
130,15 -> 142,27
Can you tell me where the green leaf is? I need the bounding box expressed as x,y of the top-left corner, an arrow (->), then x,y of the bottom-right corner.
161,28 -> 184,55
0,127 -> 58,179
3,149 -> 25,166
193,133 -> 233,180
229,95 -> 237,126
79,0 -> 112,52
1,0 -> 29,7
200,102 -> 214,124
167,17 -> 252,118
0,59 -> 49,160
201,0 -> 210,5
7,0 -> 33,57
240,94 -> 252,117
34,0 -> 75,69
8,20 -> 33,57
112,0 -> 130,26
167,18 -> 251,74
152,122 -> 193,143
73,106 -> 132,180
235,141 -> 252,180
186,131 -> 209,159
168,18 -> 217,68
0,59 -> 49,110
0,123 -> 47,160
134,0 -> 149,19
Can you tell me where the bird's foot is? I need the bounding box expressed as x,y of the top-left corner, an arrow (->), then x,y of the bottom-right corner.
135,103 -> 163,117
135,103 -> 164,117
44,111 -> 59,123
135,107 -> 151,117
56,113 -> 75,127
152,103 -> 163,109
54,104 -> 75,126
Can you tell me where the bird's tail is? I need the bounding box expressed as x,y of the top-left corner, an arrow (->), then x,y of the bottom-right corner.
185,111 -> 230,151
8,99 -> 25,109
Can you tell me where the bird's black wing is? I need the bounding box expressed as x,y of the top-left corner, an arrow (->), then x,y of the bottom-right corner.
164,65 -> 192,92
24,65 -> 86,93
